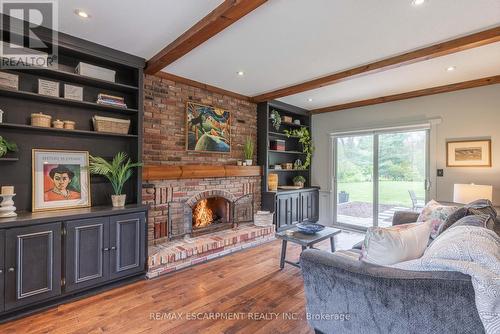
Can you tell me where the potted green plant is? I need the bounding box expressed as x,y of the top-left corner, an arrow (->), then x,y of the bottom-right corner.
0,136 -> 18,158
244,137 -> 254,166
89,152 -> 142,207
293,175 -> 306,188
271,109 -> 281,131
284,127 -> 313,169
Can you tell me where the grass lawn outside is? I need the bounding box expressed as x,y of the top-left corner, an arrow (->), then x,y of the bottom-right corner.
338,181 -> 425,207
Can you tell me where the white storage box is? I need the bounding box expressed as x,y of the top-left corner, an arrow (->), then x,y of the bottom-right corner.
254,211 -> 274,227
0,71 -> 18,90
76,62 -> 116,82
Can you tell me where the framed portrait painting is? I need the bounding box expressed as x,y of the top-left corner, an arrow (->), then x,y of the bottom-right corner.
186,102 -> 231,153
32,149 -> 91,212
446,140 -> 492,167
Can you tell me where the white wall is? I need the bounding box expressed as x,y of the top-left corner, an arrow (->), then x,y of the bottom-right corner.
312,84 -> 500,217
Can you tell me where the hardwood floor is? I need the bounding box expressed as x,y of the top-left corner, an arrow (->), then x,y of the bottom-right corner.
0,231 -> 363,334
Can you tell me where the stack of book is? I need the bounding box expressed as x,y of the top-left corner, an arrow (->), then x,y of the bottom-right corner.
96,93 -> 127,108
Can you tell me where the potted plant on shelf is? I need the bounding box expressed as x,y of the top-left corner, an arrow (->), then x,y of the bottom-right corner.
270,109 -> 281,131
293,175 -> 306,188
89,152 -> 142,207
244,137 -> 254,166
284,127 -> 313,169
0,136 -> 18,158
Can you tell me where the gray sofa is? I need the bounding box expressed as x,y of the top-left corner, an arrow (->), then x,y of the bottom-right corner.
300,211 -> 486,334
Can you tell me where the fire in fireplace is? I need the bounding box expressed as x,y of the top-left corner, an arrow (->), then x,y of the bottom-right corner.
192,197 -> 232,236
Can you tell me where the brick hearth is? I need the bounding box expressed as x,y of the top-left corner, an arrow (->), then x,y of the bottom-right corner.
147,224 -> 274,278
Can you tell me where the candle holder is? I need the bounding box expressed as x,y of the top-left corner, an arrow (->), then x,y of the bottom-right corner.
0,193 -> 17,218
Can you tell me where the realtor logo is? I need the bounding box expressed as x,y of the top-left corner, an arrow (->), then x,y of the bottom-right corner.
0,0 -> 58,69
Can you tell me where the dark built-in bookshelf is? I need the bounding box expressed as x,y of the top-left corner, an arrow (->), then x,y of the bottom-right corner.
257,100 -> 319,231
0,15 -> 145,212
257,100 -> 312,191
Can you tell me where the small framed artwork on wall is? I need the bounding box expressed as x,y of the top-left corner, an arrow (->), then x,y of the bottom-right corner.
446,139 -> 492,167
186,102 -> 231,153
32,149 -> 91,212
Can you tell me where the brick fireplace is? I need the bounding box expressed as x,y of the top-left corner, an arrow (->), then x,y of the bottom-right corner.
142,73 -> 274,278
142,176 -> 260,243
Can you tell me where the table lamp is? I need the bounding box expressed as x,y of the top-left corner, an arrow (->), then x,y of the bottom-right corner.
453,183 -> 493,204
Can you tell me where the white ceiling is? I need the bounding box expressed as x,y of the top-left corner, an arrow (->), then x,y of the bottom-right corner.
280,42 -> 500,109
55,0 -> 224,59
48,1 -> 500,107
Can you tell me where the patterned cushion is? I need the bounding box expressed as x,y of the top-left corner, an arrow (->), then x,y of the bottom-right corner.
417,200 -> 459,239
465,199 -> 497,220
448,214 -> 496,231
437,207 -> 468,236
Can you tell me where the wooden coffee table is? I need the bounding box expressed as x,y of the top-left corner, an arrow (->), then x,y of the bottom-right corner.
275,226 -> 342,269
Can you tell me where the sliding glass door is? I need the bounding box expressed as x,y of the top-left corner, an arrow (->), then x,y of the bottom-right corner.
333,128 -> 429,230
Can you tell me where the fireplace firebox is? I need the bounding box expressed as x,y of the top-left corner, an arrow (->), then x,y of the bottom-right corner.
191,197 -> 232,237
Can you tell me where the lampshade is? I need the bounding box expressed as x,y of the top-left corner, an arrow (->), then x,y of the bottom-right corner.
453,184 -> 493,204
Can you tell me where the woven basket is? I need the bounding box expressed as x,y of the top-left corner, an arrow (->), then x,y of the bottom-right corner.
254,211 -> 274,227
31,113 -> 52,127
92,116 -> 130,134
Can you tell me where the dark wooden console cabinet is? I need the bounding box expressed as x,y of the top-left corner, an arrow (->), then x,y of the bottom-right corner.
0,205 -> 147,320
262,188 -> 319,231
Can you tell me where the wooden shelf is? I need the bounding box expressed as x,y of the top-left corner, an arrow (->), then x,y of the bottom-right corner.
0,123 -> 138,138
281,122 -> 309,128
268,169 -> 309,172
13,67 -> 139,92
270,121 -> 310,129
269,150 -> 305,155
268,131 -> 299,138
0,87 -> 138,114
0,157 -> 19,161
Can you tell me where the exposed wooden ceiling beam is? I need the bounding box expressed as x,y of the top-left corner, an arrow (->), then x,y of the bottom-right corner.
310,75 -> 500,115
154,72 -> 251,101
252,26 -> 500,102
145,0 -> 268,74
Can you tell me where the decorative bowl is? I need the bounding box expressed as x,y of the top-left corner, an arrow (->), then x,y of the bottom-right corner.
296,222 -> 325,235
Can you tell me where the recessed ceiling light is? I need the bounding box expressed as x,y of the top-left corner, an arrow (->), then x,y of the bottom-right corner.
75,9 -> 90,18
307,98 -> 313,102
237,71 -> 245,76
412,0 -> 426,6
446,66 -> 456,72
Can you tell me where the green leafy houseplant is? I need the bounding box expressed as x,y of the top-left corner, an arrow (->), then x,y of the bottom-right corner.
284,127 -> 313,169
271,109 -> 281,130
293,175 -> 306,188
0,136 -> 18,158
243,137 -> 254,165
89,152 -> 142,207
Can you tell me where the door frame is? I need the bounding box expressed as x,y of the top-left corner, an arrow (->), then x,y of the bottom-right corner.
331,124 -> 431,231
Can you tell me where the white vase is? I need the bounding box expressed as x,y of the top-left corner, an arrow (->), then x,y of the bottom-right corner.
245,159 -> 253,166
111,194 -> 126,207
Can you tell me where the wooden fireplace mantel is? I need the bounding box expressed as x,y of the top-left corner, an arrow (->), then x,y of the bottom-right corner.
142,165 -> 262,181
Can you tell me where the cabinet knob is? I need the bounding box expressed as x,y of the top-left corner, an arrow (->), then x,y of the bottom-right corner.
8,267 -> 15,272
110,246 -> 116,251
0,269 -> 3,274
103,247 -> 109,252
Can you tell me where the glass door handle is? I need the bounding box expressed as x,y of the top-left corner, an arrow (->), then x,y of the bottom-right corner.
425,179 -> 431,191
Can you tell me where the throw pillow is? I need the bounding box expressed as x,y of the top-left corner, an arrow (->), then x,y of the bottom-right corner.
437,207 -> 468,236
448,214 -> 496,232
417,200 -> 458,239
438,199 -> 498,236
465,199 -> 497,220
360,221 -> 432,265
